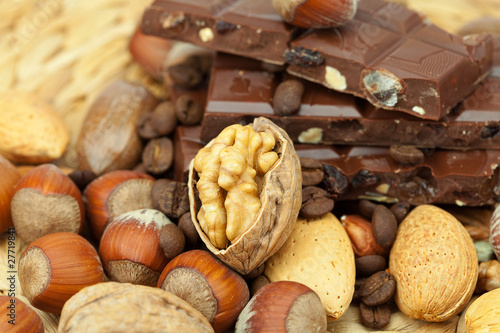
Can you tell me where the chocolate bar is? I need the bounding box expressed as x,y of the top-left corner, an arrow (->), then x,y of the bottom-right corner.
141,0 -> 297,65
141,0 -> 493,120
174,125 -> 500,206
286,2 -> 493,120
201,52 -> 500,149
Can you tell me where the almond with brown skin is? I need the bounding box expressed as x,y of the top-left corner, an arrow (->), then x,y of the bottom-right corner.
76,80 -> 158,175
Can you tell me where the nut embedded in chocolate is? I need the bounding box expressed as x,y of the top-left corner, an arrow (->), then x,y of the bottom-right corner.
284,47 -> 325,67
390,145 -> 425,165
321,164 -> 348,196
272,79 -> 305,116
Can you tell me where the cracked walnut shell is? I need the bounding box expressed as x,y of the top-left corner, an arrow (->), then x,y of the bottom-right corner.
188,117 -> 302,275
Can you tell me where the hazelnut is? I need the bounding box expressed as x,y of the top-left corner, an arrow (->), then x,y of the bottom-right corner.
158,249 -> 249,333
11,164 -> 85,244
178,212 -> 200,247
272,0 -> 357,29
83,170 -> 155,241
0,155 -> 20,233
235,281 -> 327,333
99,209 -> 172,286
0,296 -> 43,333
58,282 -> 214,333
18,232 -> 105,314
341,214 -> 388,257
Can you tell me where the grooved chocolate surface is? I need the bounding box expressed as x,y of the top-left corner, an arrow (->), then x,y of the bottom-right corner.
201,53 -> 500,149
174,125 -> 500,206
141,0 -> 493,120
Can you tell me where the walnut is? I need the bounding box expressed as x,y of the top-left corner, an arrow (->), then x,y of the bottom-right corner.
475,260 -> 500,294
189,117 -> 302,275
58,282 -> 214,332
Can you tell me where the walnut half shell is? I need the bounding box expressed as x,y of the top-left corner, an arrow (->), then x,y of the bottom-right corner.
188,117 -> 302,275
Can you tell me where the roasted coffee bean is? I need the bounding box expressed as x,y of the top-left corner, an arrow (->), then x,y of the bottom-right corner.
390,201 -> 411,223
273,79 -> 305,116
355,255 -> 387,278
142,137 -> 174,175
352,277 -> 368,302
151,179 -> 189,219
321,164 -> 348,195
300,186 -> 334,218
359,302 -> 391,329
175,93 -> 204,125
300,157 -> 324,186
159,223 -> 186,260
133,163 -> 148,174
390,144 -> 424,165
178,212 -> 199,247
136,112 -> 158,140
184,54 -> 213,75
371,205 -> 398,248
359,199 -> 377,219
68,169 -> 97,192
151,101 -> 177,136
359,271 -> 396,306
168,63 -> 203,88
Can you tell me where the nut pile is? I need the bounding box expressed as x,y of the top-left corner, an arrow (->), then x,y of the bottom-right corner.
1,2 -> 500,333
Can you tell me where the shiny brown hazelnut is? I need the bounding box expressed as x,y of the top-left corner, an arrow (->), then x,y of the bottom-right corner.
99,209 -> 172,287
158,249 -> 249,333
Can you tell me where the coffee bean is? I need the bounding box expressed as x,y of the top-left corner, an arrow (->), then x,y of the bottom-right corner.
168,63 -> 203,88
355,255 -> 387,277
151,179 -> 189,219
300,186 -> 334,218
151,101 -> 177,136
352,277 -> 368,302
175,94 -> 204,125
142,137 -> 174,175
273,79 -> 304,116
178,212 -> 199,247
390,145 -> 424,165
359,302 -> 391,329
300,157 -> 324,186
371,205 -> 398,248
68,169 -> 97,192
359,199 -> 377,219
390,201 -> 411,223
136,112 -> 158,140
159,223 -> 186,260
359,271 -> 396,306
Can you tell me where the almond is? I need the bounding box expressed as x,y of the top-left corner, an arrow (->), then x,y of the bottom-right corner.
389,205 -> 478,322
465,287 -> 500,332
264,212 -> 356,319
0,91 -> 69,164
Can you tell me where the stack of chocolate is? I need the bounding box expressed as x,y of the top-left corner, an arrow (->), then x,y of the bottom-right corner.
141,0 -> 500,207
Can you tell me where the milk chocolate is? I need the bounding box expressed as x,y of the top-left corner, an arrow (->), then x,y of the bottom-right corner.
175,125 -> 500,206
141,0 -> 297,65
286,1 -> 493,120
141,0 -> 493,120
201,52 -> 500,149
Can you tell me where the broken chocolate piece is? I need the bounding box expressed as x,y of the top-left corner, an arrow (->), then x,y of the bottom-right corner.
142,0 -> 493,119
201,52 -> 500,149
175,125 -> 500,206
